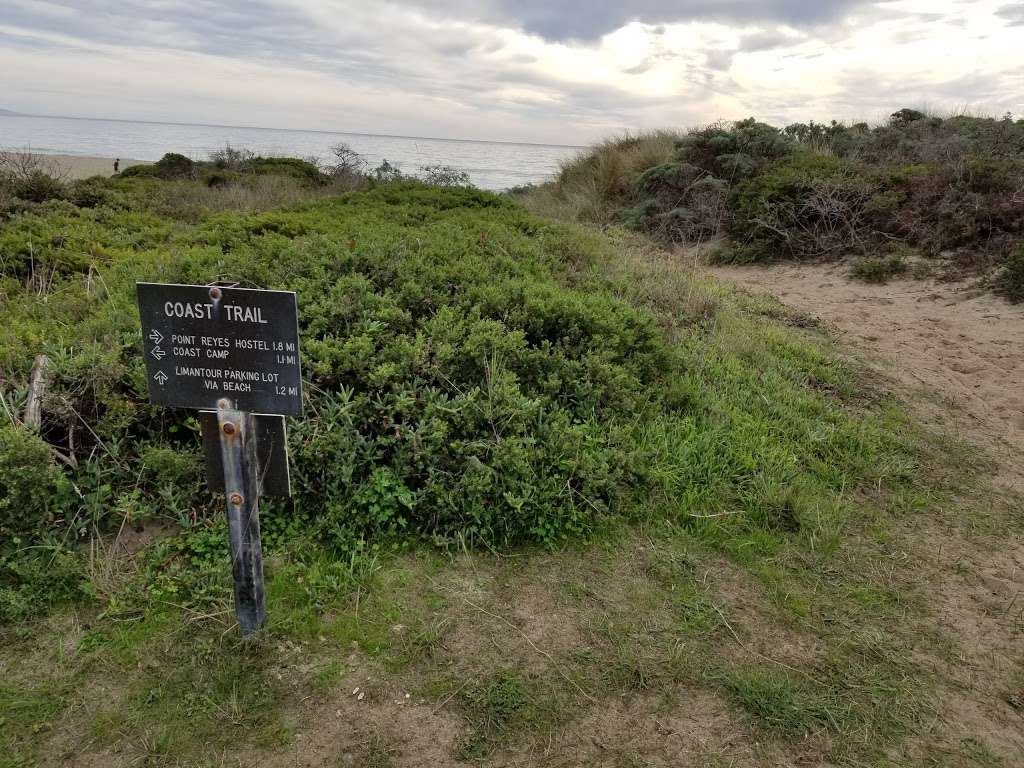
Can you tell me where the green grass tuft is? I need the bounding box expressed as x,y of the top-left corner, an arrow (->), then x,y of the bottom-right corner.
850,254 -> 908,283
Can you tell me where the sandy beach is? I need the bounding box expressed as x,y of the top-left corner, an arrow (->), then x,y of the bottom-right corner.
33,153 -> 151,179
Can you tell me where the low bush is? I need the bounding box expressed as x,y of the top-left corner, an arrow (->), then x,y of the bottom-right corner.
0,545 -> 84,623
208,144 -> 255,170
326,142 -> 368,178
727,154 -> 882,262
68,176 -> 124,208
998,245 -> 1024,302
370,159 -> 405,183
154,152 -> 196,179
11,171 -> 66,203
850,254 -> 908,283
675,118 -> 795,181
118,163 -> 161,179
247,157 -> 325,186
0,424 -> 69,536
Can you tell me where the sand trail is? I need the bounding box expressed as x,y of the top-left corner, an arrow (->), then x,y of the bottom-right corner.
709,262 -> 1024,487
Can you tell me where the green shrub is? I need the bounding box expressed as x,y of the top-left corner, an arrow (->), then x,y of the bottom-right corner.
889,108 -> 928,127
140,444 -> 201,488
634,161 -> 700,193
248,157 -> 325,185
850,254 -> 908,283
675,118 -> 794,180
68,176 -> 123,208
0,545 -> 84,623
617,119 -> 795,244
118,163 -> 161,179
154,152 -> 195,179
0,425 -> 69,536
0,179 -> 921,579
532,110 -> 1024,267
999,246 -> 1024,302
121,153 -> 196,181
621,198 -> 659,231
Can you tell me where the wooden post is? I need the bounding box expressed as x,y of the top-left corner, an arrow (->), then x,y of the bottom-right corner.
216,401 -> 267,637
24,354 -> 49,430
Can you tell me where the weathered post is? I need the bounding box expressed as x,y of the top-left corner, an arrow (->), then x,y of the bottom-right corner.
217,404 -> 267,636
136,281 -> 302,637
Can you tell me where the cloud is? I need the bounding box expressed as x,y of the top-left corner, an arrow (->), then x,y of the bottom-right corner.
404,0 -> 872,41
0,0 -> 1022,147
995,2 -> 1024,24
738,28 -> 802,52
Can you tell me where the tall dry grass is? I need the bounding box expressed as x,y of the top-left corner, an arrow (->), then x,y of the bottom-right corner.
149,174 -> 364,221
519,131 -> 680,225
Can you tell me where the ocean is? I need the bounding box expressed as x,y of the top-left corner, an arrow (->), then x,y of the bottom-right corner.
0,113 -> 584,191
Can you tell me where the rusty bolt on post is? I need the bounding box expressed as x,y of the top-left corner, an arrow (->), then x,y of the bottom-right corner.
209,286 -> 222,301
222,421 -> 236,436
229,492 -> 244,506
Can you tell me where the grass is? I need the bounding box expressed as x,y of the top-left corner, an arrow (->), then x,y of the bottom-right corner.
517,131 -> 679,225
456,669 -> 560,759
0,167 -> 1018,765
0,489 -> 1009,765
712,666 -> 843,736
850,253 -> 909,283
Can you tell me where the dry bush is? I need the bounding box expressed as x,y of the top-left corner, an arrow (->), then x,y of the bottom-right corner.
208,143 -> 255,170
326,142 -> 368,176
151,175 -> 317,220
0,150 -> 70,205
519,131 -> 680,226
0,149 -> 70,184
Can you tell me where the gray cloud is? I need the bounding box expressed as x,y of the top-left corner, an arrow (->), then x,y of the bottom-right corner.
995,3 -> 1024,25
704,49 -> 735,71
450,0 -> 874,41
739,29 -> 801,52
697,27 -> 801,74
2,0 -> 1022,145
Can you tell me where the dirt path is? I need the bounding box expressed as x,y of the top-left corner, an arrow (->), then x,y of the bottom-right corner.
710,261 -> 1024,762
709,262 -> 1024,488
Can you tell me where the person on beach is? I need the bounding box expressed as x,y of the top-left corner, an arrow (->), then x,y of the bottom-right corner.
113,158 -> 120,174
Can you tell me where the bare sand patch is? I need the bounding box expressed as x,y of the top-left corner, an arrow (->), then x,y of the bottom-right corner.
30,154 -> 150,180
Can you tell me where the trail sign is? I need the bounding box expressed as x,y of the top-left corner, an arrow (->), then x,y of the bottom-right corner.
136,281 -> 303,637
137,282 -> 303,416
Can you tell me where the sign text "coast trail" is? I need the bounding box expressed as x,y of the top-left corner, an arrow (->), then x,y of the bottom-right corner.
163,300 -> 269,323
137,282 -> 303,416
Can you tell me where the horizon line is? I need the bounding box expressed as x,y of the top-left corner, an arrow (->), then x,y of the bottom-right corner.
0,109 -> 588,150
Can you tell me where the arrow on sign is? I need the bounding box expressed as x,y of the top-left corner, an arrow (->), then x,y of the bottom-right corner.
153,371 -> 168,385
151,346 -> 166,360
149,330 -> 164,344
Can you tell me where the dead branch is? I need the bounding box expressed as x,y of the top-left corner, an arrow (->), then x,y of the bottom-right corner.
24,354 -> 49,430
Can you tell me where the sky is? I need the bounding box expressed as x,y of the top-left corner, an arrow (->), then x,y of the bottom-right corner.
1,0 -> 1022,145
